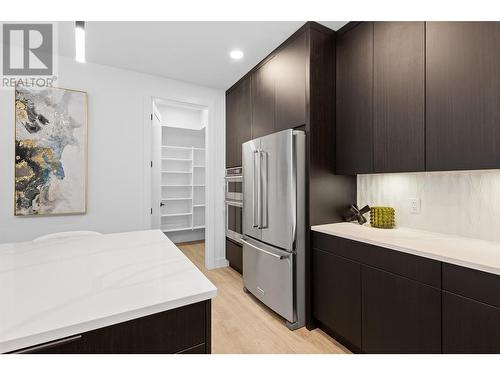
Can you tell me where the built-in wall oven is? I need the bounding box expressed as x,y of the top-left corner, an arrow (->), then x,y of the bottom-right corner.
225,167 -> 243,243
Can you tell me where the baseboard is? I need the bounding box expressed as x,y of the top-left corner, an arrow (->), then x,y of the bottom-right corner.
206,257 -> 229,270
175,240 -> 205,246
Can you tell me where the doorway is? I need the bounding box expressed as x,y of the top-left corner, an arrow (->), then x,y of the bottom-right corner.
151,98 -> 207,245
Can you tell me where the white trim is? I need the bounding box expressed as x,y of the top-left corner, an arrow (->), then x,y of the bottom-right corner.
143,92 -> 227,270
212,257 -> 231,269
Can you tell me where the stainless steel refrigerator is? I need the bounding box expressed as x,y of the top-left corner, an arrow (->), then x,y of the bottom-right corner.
241,129 -> 305,330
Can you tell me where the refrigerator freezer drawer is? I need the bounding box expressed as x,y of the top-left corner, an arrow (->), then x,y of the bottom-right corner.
241,238 -> 294,323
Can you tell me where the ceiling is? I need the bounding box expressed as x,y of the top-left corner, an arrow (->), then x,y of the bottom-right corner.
58,21 -> 348,89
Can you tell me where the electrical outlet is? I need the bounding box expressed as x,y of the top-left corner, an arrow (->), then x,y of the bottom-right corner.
409,198 -> 421,214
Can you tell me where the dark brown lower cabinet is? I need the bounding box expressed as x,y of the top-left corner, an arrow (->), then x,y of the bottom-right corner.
10,300 -> 212,354
442,262 -> 500,309
312,248 -> 362,351
361,266 -> 441,353
226,238 -> 243,274
312,232 -> 500,354
443,291 -> 500,353
312,231 -> 442,353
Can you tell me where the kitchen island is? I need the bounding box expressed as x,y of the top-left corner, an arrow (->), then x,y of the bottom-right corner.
0,230 -> 216,354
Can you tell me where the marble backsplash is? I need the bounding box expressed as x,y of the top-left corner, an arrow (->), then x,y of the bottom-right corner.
357,170 -> 500,242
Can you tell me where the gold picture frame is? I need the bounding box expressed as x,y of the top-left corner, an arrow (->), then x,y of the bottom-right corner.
14,85 -> 88,216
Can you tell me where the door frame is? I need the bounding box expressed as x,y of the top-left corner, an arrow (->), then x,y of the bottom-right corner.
150,103 -> 162,230
142,94 -> 228,270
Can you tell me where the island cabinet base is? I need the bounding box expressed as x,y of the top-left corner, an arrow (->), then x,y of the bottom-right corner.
10,300 -> 212,354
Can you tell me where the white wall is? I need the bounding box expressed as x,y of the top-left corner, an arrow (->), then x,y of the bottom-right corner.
0,55 -> 227,269
157,104 -> 205,130
358,170 -> 500,242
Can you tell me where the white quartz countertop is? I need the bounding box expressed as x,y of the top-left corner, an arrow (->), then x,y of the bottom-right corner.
0,230 -> 217,353
312,222 -> 500,276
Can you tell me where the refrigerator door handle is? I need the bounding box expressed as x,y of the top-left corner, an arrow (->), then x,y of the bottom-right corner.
240,238 -> 290,260
253,149 -> 260,228
291,132 -> 297,244
260,150 -> 268,229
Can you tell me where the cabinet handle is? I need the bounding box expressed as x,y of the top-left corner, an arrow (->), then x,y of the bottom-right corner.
253,149 -> 260,228
260,150 -> 268,229
240,238 -> 290,260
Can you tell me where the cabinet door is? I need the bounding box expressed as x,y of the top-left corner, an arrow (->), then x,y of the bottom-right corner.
226,76 -> 252,167
426,22 -> 500,171
12,335 -> 83,354
336,22 -> 374,174
226,238 -> 243,274
362,266 -> 441,353
82,301 -> 208,354
252,57 -> 276,138
373,22 -> 425,173
274,31 -> 307,131
443,291 -> 500,353
11,301 -> 210,354
313,248 -> 362,351
443,262 -> 500,309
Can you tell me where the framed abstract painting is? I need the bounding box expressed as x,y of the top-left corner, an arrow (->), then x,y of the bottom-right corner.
14,86 -> 88,216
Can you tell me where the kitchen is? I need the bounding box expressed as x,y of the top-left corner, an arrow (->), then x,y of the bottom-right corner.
1,2 -> 500,373
225,19 -> 500,354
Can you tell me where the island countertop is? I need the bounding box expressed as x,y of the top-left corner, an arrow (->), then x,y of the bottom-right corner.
312,222 -> 500,276
0,230 -> 217,353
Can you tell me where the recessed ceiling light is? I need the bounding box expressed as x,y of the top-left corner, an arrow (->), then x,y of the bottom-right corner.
230,50 -> 244,60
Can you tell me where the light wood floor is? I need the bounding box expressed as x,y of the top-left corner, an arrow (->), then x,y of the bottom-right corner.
177,241 -> 350,354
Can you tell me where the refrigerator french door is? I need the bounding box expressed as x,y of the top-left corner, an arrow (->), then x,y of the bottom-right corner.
241,129 -> 305,330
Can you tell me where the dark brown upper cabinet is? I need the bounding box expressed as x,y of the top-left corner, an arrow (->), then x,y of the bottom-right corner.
226,76 -> 251,167
226,22 -> 356,238
373,22 -> 425,173
274,32 -> 307,131
336,21 -> 500,174
250,32 -> 307,139
336,22 -> 374,175
251,56 -> 276,139
226,29 -> 307,167
337,21 -> 425,175
426,22 -> 500,171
